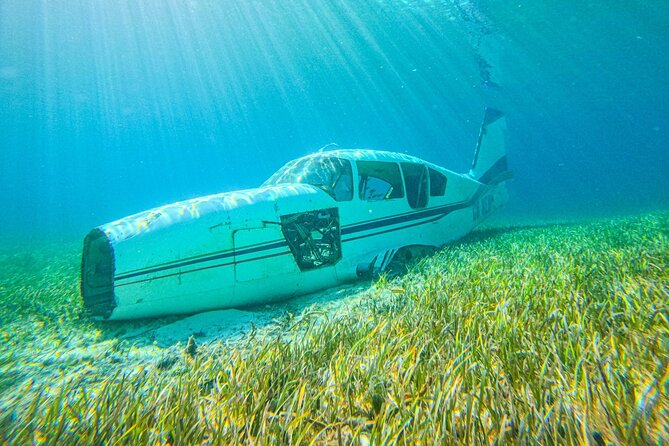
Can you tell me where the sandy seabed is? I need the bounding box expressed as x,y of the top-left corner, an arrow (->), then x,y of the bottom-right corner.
1,211 -> 667,444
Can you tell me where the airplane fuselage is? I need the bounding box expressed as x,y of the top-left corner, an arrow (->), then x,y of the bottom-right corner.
81,111 -> 510,320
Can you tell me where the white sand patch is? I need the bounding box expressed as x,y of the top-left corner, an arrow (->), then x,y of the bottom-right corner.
144,282 -> 370,347
152,309 -> 266,346
0,280 -> 378,409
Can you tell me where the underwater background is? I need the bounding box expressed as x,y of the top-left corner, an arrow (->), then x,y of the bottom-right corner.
2,2 -> 669,443
1,0 -> 668,242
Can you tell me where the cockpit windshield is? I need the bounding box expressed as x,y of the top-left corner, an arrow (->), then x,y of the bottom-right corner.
263,156 -> 353,201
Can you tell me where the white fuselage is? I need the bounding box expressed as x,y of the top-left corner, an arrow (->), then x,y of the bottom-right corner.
82,109 -> 511,320
87,163 -> 505,320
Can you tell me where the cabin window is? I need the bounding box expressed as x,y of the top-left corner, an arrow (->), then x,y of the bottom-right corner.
401,163 -> 428,209
429,168 -> 447,196
263,156 -> 353,201
357,161 -> 404,201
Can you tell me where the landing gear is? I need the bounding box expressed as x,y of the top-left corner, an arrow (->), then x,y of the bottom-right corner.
356,245 -> 437,279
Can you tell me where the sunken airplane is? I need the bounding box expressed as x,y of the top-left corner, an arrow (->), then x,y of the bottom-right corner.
81,108 -> 511,320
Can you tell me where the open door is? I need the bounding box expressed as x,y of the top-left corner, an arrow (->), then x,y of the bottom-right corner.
280,207 -> 342,271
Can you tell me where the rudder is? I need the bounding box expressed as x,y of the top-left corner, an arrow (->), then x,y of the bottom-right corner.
469,108 -> 512,184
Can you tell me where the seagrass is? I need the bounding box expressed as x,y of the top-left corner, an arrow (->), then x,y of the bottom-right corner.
1,212 -> 667,445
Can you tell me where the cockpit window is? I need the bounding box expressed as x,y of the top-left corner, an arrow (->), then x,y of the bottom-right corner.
263,156 -> 354,201
357,161 -> 404,201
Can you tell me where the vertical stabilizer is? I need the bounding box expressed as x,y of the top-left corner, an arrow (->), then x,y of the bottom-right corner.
469,108 -> 511,184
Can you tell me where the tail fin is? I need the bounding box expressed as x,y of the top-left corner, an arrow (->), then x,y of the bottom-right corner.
469,108 -> 512,185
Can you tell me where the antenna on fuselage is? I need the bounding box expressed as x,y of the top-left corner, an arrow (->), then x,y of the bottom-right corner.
318,142 -> 339,152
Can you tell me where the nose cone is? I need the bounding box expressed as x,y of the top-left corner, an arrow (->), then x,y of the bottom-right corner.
81,228 -> 116,319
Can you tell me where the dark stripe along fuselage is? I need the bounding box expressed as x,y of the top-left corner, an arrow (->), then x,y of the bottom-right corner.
113,186 -> 488,287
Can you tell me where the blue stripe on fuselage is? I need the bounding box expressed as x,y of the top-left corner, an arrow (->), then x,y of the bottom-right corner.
114,191 -> 483,283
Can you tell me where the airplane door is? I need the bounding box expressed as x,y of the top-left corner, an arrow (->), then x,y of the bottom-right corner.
337,160 -> 413,276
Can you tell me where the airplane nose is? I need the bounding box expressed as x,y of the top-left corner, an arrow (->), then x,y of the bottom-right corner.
81,228 -> 116,319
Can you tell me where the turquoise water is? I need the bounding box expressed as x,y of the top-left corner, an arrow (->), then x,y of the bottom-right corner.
1,4 -> 668,442
1,1 -> 667,239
